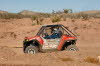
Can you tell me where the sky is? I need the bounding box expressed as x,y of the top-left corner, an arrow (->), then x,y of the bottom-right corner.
0,0 -> 100,13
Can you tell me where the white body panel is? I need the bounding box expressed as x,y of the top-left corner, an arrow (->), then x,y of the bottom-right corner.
42,39 -> 60,49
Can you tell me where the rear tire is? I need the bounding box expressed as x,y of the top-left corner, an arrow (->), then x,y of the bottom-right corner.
25,46 -> 38,54
66,45 -> 79,51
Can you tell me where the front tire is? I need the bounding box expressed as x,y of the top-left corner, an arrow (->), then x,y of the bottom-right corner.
66,45 -> 79,51
25,46 -> 38,54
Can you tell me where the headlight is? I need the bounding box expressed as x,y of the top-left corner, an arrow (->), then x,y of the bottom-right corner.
24,39 -> 29,42
26,39 -> 29,41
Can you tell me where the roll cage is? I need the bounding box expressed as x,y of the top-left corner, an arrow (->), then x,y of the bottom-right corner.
37,24 -> 76,38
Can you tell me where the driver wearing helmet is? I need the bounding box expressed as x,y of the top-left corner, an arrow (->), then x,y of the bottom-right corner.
51,27 -> 62,39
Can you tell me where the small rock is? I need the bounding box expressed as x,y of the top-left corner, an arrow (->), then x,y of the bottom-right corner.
98,56 -> 100,62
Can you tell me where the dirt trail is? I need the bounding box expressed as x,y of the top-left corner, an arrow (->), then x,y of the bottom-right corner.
0,18 -> 100,66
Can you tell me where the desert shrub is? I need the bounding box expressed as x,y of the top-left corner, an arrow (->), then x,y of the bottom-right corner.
37,18 -> 44,25
51,15 -> 61,23
35,18 -> 41,25
63,13 -> 75,19
0,12 -> 51,19
60,15 -> 66,21
31,16 -> 38,20
0,13 -> 25,19
38,10 -> 100,19
63,9 -> 69,14
39,17 -> 44,22
35,17 -> 44,25
32,13 -> 51,18
84,57 -> 99,64
62,13 -> 89,19
63,9 -> 72,14
36,18 -> 39,25
86,13 -> 100,18
39,13 -> 51,18
77,13 -> 89,20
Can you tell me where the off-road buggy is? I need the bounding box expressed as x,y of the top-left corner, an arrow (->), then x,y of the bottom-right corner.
23,24 -> 79,54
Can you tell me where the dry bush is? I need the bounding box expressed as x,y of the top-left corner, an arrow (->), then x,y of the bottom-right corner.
35,12 -> 51,18
84,57 -> 99,64
0,12 -> 51,19
31,16 -> 44,25
59,57 -> 73,62
36,18 -> 44,25
0,13 -> 25,19
61,12 -> 100,19
31,16 -> 38,20
76,13 -> 89,20
61,13 -> 89,19
39,17 -> 44,22
51,15 -> 61,23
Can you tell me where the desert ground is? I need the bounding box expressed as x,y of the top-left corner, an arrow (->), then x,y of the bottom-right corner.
0,18 -> 100,66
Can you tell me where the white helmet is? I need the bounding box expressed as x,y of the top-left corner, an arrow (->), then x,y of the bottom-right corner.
54,28 -> 57,31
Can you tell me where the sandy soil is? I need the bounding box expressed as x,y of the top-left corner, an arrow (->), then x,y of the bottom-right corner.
0,18 -> 100,66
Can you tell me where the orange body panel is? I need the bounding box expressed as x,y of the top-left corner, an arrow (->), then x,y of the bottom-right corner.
25,36 -> 44,45
57,35 -> 76,50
